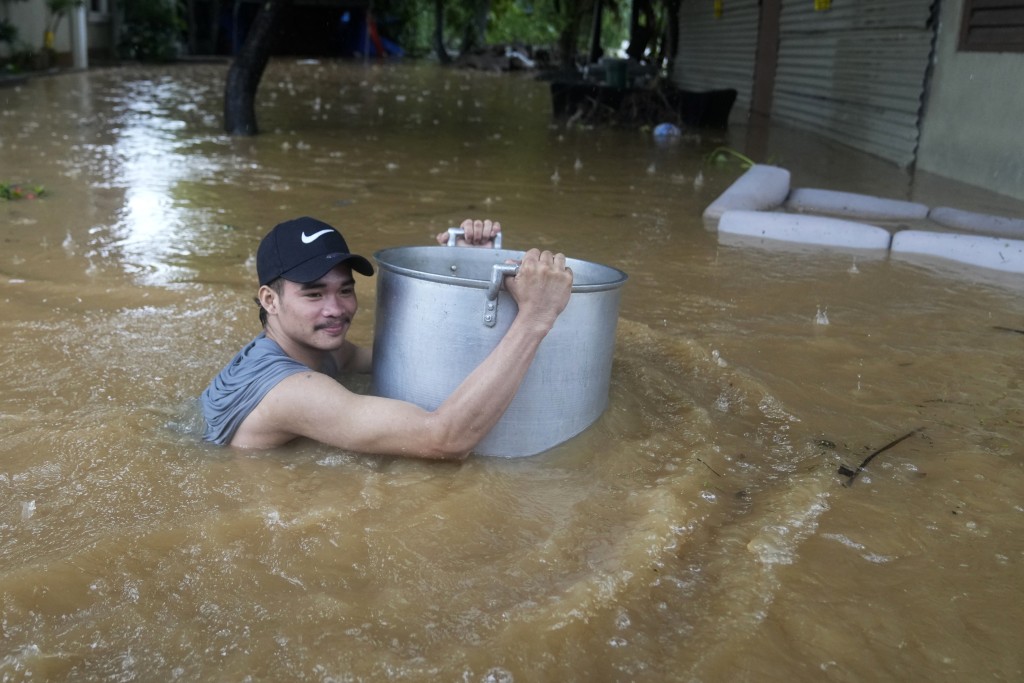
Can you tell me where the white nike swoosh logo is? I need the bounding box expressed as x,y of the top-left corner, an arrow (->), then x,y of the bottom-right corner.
301,229 -> 333,244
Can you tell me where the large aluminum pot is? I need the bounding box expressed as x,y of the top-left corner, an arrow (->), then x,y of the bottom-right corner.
371,245 -> 628,457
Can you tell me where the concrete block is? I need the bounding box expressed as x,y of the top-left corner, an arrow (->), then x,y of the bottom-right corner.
702,165 -> 791,228
718,210 -> 892,250
890,230 -> 1024,273
786,188 -> 929,221
928,207 -> 1024,239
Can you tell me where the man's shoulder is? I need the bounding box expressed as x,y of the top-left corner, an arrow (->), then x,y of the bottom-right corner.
234,333 -> 302,368
200,334 -> 310,445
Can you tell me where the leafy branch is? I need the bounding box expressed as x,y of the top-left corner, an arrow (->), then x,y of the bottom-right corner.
706,146 -> 756,169
1,182 -> 47,200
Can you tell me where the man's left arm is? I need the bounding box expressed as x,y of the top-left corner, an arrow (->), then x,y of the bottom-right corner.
335,340 -> 372,374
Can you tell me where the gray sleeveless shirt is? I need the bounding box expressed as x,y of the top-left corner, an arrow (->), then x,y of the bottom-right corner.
200,333 -> 309,445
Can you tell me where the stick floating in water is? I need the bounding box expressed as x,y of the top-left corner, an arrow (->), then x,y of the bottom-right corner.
839,427 -> 924,487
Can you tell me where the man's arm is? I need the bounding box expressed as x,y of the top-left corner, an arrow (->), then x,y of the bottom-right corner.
233,249 -> 572,458
334,340 -> 372,374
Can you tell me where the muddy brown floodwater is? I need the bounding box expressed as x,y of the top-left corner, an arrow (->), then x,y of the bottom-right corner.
1,61 -> 1023,681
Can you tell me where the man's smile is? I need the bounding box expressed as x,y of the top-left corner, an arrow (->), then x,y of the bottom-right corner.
315,319 -> 349,334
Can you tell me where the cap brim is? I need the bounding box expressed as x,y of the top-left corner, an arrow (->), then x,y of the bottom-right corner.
280,252 -> 375,283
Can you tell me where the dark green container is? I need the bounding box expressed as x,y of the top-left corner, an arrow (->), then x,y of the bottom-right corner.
604,59 -> 628,89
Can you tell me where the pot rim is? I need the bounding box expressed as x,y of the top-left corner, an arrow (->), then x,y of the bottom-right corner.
373,246 -> 628,293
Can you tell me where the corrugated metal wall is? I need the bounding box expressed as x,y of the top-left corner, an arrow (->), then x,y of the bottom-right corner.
772,0 -> 936,166
674,0 -> 761,120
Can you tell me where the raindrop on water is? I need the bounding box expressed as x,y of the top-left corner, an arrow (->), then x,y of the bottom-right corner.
481,668 -> 513,683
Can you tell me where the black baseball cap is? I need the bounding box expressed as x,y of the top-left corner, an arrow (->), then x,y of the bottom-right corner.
256,217 -> 374,286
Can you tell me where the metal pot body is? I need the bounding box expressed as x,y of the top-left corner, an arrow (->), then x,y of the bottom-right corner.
371,246 -> 627,457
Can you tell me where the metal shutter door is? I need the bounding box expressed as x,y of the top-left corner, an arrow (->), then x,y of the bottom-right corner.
674,0 -> 760,120
772,0 -> 936,166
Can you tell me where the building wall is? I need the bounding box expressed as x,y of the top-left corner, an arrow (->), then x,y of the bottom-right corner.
916,0 -> 1024,201
2,0 -> 50,57
1,0 -> 110,60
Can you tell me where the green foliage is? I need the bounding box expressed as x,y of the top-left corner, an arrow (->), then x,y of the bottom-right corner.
600,1 -> 631,55
487,0 -> 561,46
46,0 -> 84,34
119,0 -> 184,62
373,0 -> 435,57
0,18 -> 18,46
1,183 -> 47,200
368,0 -> 626,60
706,146 -> 755,170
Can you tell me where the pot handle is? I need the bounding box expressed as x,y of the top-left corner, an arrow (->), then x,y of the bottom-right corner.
484,264 -> 520,327
446,227 -> 503,249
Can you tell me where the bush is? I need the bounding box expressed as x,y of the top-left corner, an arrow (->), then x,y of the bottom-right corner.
119,0 -> 183,62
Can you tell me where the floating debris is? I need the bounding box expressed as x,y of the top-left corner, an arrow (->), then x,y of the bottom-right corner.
1,182 -> 46,200
653,122 -> 682,138
839,427 -> 924,487
706,146 -> 755,170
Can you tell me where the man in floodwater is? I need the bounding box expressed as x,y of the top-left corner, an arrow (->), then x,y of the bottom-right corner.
200,216 -> 573,459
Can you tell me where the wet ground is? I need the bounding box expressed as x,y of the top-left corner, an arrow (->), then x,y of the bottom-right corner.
1,60 -> 1023,681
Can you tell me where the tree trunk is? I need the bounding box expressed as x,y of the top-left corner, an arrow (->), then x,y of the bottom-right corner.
555,0 -> 590,71
557,7 -> 581,70
207,0 -> 222,55
434,0 -> 451,63
587,0 -> 603,64
663,0 -> 681,71
460,0 -> 490,54
626,0 -> 655,62
223,0 -> 291,136
186,0 -> 197,55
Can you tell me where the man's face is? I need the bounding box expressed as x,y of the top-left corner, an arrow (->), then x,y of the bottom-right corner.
269,265 -> 358,352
